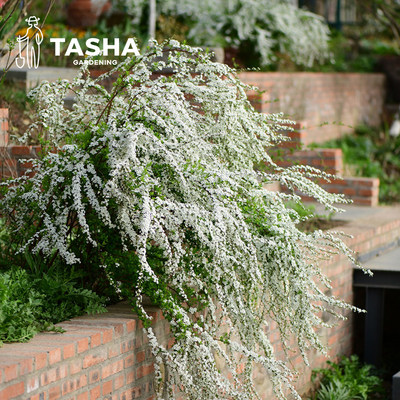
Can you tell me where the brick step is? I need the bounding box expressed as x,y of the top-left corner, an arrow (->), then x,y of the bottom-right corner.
269,146 -> 380,206
4,67 -> 78,91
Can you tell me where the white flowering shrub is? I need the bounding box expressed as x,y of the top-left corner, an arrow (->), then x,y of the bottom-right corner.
122,0 -> 331,67
1,41 -> 359,399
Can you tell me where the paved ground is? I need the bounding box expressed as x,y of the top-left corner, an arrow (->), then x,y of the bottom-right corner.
314,203 -> 400,224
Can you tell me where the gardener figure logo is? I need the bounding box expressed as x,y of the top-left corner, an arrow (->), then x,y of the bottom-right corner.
16,16 -> 43,69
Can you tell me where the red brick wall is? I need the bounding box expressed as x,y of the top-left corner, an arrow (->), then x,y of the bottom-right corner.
242,72 -> 386,145
0,146 -> 40,180
322,177 -> 380,207
276,148 -> 343,175
0,305 -> 171,400
274,147 -> 380,206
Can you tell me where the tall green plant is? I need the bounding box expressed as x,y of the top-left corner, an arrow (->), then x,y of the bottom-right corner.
0,267 -> 106,346
0,40 -> 363,399
313,355 -> 384,400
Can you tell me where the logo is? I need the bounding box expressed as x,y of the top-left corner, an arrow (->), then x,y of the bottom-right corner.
15,15 -> 140,68
50,38 -> 140,66
16,16 -> 43,69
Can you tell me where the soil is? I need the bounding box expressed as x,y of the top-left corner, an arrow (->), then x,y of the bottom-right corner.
298,218 -> 348,232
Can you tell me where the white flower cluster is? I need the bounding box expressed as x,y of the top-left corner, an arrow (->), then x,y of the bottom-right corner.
1,41 -> 360,399
123,0 -> 331,67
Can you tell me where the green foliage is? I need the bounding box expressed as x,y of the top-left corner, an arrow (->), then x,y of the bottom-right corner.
322,125 -> 400,203
285,200 -> 316,220
313,355 -> 384,400
305,31 -> 396,73
316,381 -> 352,400
285,201 -> 338,232
0,80 -> 30,109
0,217 -> 107,346
0,265 -> 106,346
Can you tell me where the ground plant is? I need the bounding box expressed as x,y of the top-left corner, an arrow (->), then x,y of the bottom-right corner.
0,41 -> 365,399
312,355 -> 384,400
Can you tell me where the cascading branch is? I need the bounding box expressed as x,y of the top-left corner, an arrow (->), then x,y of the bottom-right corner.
1,40 -> 361,399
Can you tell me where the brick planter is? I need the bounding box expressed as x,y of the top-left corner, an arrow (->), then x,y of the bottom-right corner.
0,304 -> 170,400
243,72 -> 385,145
275,147 -> 380,206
